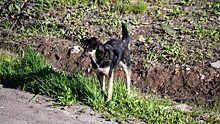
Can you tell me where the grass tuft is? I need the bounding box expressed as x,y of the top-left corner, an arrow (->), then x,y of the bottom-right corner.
115,1 -> 148,14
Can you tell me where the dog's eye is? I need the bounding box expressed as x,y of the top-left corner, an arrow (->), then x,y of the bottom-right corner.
83,45 -> 89,49
81,44 -> 87,48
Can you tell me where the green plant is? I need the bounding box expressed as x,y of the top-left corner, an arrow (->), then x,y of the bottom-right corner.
115,1 -> 148,14
146,48 -> 158,61
8,2 -> 21,14
170,6 -> 183,17
180,0 -> 193,5
207,3 -> 220,16
145,37 -> 154,44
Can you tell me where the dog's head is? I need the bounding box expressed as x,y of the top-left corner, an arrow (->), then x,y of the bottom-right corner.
80,37 -> 100,59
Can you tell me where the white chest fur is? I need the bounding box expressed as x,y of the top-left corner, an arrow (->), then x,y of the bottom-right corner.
88,50 -> 110,76
94,66 -> 110,76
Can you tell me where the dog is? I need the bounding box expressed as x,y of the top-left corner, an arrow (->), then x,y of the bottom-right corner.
80,23 -> 131,101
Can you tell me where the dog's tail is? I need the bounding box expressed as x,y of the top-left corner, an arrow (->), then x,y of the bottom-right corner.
122,23 -> 130,47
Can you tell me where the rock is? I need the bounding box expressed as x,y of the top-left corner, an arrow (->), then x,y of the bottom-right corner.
200,74 -> 205,80
171,104 -> 193,112
201,113 -> 210,121
211,61 -> 220,68
217,25 -> 220,31
67,46 -> 82,57
184,65 -> 190,71
160,104 -> 193,112
68,46 -> 81,54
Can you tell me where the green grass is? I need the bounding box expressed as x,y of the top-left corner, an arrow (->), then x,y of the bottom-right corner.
115,1 -> 148,14
1,47 -> 220,123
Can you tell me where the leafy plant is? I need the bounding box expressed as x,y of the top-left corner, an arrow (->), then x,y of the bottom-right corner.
115,1 -> 148,14
8,3 -> 21,14
170,6 -> 183,17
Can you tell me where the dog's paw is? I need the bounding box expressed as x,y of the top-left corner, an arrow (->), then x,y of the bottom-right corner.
101,89 -> 106,94
106,97 -> 111,102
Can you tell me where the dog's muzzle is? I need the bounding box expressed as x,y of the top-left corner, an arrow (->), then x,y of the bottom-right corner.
80,52 -> 90,61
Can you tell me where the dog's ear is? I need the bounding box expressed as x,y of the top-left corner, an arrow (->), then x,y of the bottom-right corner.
90,37 -> 98,42
84,37 -> 104,52
81,37 -> 98,45
80,38 -> 93,49
80,38 -> 87,48
97,42 -> 104,51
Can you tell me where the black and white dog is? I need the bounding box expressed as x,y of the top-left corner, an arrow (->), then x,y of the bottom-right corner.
81,23 -> 131,101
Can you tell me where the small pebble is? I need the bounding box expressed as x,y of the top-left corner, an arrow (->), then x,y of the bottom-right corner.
185,65 -> 190,71
200,74 -> 205,80
211,61 -> 220,68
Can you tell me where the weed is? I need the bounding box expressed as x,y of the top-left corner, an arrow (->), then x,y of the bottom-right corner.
115,1 -> 148,14
206,3 -> 220,16
146,48 -> 158,62
180,0 -> 193,5
8,3 -> 21,14
170,6 -> 183,17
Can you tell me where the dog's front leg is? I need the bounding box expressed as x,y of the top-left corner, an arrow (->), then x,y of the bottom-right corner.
97,74 -> 105,92
126,69 -> 131,95
107,71 -> 114,101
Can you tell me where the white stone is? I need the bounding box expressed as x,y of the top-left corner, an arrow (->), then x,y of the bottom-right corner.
211,61 -> 220,68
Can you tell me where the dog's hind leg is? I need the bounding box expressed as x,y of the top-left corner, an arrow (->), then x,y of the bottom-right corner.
120,49 -> 131,96
120,61 -> 131,95
97,74 -> 105,92
125,66 -> 131,95
107,71 -> 114,101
